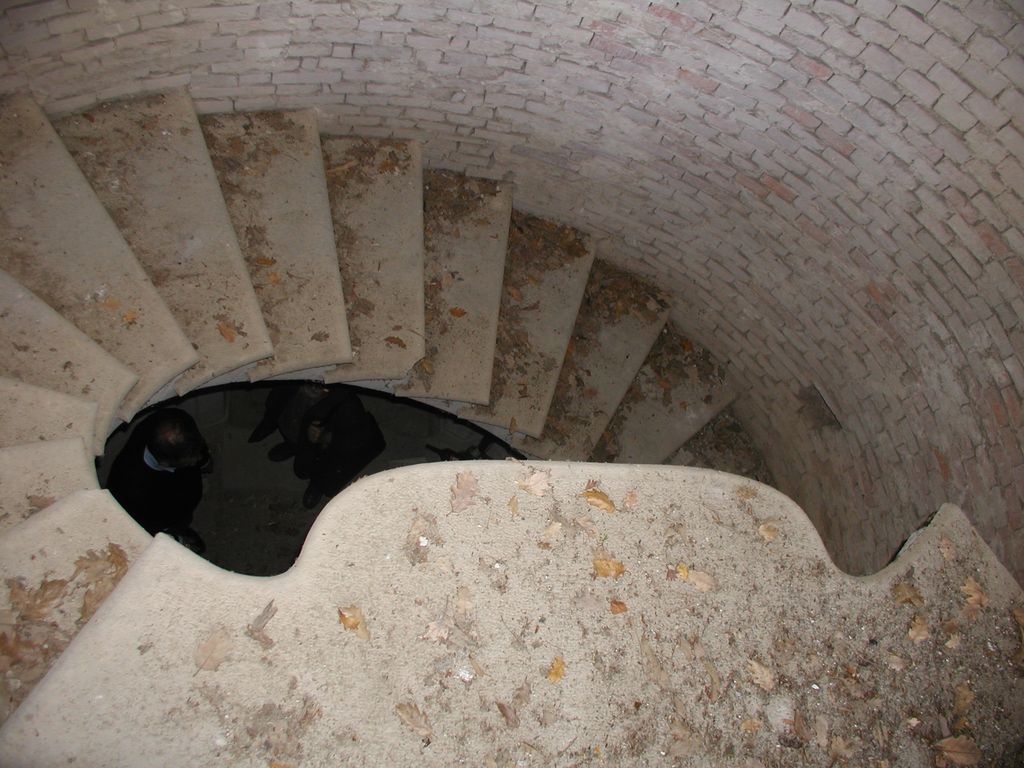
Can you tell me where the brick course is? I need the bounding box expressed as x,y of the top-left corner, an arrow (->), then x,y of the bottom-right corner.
0,0 -> 1021,582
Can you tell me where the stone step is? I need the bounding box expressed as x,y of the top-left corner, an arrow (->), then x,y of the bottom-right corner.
512,260 -> 669,460
461,212 -> 595,438
667,406 -> 776,487
53,89 -> 273,396
0,378 -> 97,451
591,325 -> 735,464
0,438 -> 98,538
1,463 -> 1020,764
395,171 -> 511,405
0,93 -> 197,419
320,138 -> 425,383
200,110 -> 354,381
0,488 -> 149,724
0,268 -> 137,454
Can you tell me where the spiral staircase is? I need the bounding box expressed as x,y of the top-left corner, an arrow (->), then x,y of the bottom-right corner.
0,90 -> 1020,765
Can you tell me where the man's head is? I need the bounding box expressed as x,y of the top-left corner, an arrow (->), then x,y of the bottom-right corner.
146,408 -> 209,469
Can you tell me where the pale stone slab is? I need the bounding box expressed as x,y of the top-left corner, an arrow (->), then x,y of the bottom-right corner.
321,138 -> 425,382
395,170 -> 511,405
53,89 -> 272,395
0,93 -> 197,419
0,378 -> 96,450
0,269 -> 137,453
591,325 -> 736,464
0,464 -> 1020,765
0,489 -> 149,724
462,212 -> 595,438
200,110 -> 354,380
513,260 -> 669,460
0,438 -> 98,537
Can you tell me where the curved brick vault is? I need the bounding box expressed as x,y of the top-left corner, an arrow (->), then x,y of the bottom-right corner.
0,0 -> 1021,580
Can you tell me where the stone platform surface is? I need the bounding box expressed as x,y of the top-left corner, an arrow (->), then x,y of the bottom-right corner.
1,463 -> 1020,766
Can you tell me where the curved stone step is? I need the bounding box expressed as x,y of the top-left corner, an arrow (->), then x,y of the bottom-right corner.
513,260 -> 669,460
53,89 -> 272,395
592,325 -> 736,464
461,212 -> 595,438
0,439 -> 98,538
200,110 -> 354,381
321,138 -> 425,383
0,378 -> 96,451
0,94 -> 198,419
0,464 -> 1019,764
0,269 -> 137,453
396,171 -> 511,405
0,488 -> 149,724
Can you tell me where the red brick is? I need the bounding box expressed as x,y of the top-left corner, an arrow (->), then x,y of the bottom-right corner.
759,174 -> 797,202
816,125 -> 856,157
734,173 -> 770,198
797,216 -> 832,245
973,222 -> 1010,257
791,53 -> 832,79
646,5 -> 697,31
932,447 -> 952,482
678,68 -> 719,93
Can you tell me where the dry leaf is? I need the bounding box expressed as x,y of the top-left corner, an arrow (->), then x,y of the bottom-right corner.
757,521 -> 779,542
960,577 -> 988,619
686,570 -> 716,593
338,605 -> 370,640
580,487 -> 615,513
621,489 -> 638,510
26,494 -> 55,512
496,700 -> 519,728
908,614 -> 930,644
194,627 -> 232,672
449,307 -> 467,317
395,702 -> 432,741
892,581 -> 924,607
934,735 -> 981,765
939,536 -> 956,560
450,471 -> 479,513
609,600 -> 628,614
640,637 -> 670,688
830,735 -> 855,761
246,600 -> 278,649
675,563 -> 689,580
517,470 -> 550,497
419,619 -> 450,644
121,310 -> 137,325
886,653 -> 907,671
953,681 -> 974,718
507,495 -> 519,518
668,718 -> 702,757
693,640 -> 721,702
7,578 -> 68,621
736,485 -> 757,501
814,715 -> 829,749
217,321 -> 237,342
546,655 -> 565,683
740,718 -> 762,733
593,558 -> 625,578
747,659 -> 775,691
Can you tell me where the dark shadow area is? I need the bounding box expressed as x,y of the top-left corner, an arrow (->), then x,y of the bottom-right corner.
99,383 -> 522,576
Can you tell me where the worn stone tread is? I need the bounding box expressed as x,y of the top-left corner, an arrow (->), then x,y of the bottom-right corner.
53,88 -> 272,395
320,138 -> 425,383
0,464 -> 1020,765
200,110 -> 353,381
461,212 -> 595,438
513,260 -> 669,460
0,93 -> 197,419
0,268 -> 137,453
591,325 -> 736,464
0,489 -> 149,724
0,378 -> 97,451
395,171 -> 511,405
0,438 -> 98,538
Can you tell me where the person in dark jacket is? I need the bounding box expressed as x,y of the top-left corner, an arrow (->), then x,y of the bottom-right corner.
249,383 -> 386,508
106,408 -> 209,553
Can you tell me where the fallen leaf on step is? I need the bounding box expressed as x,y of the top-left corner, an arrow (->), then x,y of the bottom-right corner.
934,735 -> 981,765
677,567 -> 714,592
217,321 -> 237,342
892,581 -> 924,607
621,489 -> 638,510
194,627 -> 232,672
960,577 -> 988,620
449,307 -> 467,317
640,637 -> 670,688
537,521 -> 562,548
100,296 -> 120,310
450,471 -> 479,513
593,557 -> 625,578
953,680 -> 973,718
747,659 -> 775,691
419,619 -> 450,644
246,600 -> 278,649
580,487 -> 615,513
908,614 -> 930,644
939,536 -> 956,561
26,494 -> 55,513
384,336 -> 407,348
741,718 -> 762,734
757,521 -> 779,542
944,619 -> 962,650
507,495 -> 519,518
546,655 -> 565,683
669,718 -> 702,757
496,700 -> 519,728
121,310 -> 137,326
417,358 -> 434,375
338,605 -> 370,640
75,543 -> 130,624
395,702 -> 433,741
609,600 -> 628,614
830,735 -> 856,761
517,469 -> 550,497
886,653 -> 907,671
7,577 -> 68,621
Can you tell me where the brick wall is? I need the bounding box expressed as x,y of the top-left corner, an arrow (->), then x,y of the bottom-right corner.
1,0 -> 1021,579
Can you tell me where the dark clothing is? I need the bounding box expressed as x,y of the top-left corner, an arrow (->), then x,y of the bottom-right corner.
106,413 -> 204,535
